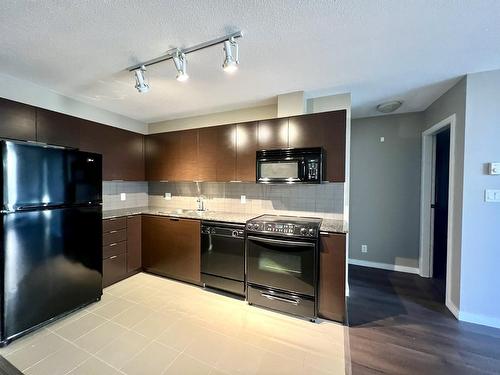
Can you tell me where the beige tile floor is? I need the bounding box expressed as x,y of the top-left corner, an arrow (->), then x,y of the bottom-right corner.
0,273 -> 347,374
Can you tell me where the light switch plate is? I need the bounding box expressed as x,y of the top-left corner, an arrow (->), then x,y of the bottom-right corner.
489,163 -> 500,175
120,193 -> 126,201
240,195 -> 247,204
380,137 -> 385,143
361,245 -> 368,253
485,189 -> 500,202
164,192 -> 172,200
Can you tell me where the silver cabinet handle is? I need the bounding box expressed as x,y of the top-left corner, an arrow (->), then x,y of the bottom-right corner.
109,243 -> 117,247
109,230 -> 118,233
109,255 -> 118,259
261,292 -> 300,306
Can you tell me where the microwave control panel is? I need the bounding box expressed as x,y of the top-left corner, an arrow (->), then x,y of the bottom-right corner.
307,159 -> 320,180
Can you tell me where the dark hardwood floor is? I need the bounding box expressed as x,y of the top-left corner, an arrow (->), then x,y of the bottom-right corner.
347,265 -> 500,375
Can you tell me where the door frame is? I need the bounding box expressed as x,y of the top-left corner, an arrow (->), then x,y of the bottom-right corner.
419,114 -> 456,314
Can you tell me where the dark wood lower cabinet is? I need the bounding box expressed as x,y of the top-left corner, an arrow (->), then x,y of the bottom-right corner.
103,253 -> 127,287
102,216 -> 143,288
126,215 -> 142,273
318,232 -> 346,322
142,215 -> 201,284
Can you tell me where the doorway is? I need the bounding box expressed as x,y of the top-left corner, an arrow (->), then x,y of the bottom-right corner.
432,128 -> 450,301
419,114 -> 457,317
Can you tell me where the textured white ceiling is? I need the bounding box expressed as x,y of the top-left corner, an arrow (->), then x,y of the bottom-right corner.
1,0 -> 499,122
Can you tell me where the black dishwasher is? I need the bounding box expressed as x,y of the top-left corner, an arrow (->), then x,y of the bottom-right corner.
201,221 -> 245,296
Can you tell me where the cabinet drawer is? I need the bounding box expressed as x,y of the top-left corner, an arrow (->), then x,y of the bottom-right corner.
103,229 -> 127,246
103,217 -> 127,233
103,253 -> 127,288
103,241 -> 127,259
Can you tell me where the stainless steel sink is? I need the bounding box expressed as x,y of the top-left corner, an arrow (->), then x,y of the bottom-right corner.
158,209 -> 205,216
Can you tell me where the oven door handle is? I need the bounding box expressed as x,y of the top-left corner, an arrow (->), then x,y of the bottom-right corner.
261,292 -> 300,306
247,235 -> 315,248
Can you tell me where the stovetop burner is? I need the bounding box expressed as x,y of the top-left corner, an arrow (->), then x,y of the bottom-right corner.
246,214 -> 322,238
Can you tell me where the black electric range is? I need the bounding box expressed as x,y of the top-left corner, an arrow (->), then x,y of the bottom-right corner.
245,214 -> 322,320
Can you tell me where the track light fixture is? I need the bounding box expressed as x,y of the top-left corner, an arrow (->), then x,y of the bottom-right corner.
172,49 -> 189,82
133,65 -> 150,93
222,37 -> 239,73
127,31 -> 242,93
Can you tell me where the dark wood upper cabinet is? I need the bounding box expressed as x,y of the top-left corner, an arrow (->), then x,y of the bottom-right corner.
0,98 -> 36,141
319,233 -> 346,322
145,131 -> 175,181
80,120 -> 144,181
197,127 -> 218,181
142,215 -> 201,284
126,215 -> 142,273
36,108 -> 81,148
288,110 -> 346,182
236,121 -> 258,182
216,124 -> 236,181
175,129 -> 198,181
257,118 -> 289,149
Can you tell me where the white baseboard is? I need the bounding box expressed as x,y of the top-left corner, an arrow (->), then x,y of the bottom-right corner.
459,311 -> 500,329
348,258 -> 420,275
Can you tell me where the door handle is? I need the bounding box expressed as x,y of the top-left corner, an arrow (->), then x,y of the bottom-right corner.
261,292 -> 300,306
247,235 -> 315,248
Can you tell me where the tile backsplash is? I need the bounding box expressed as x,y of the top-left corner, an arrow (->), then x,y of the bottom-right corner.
103,181 -> 148,210
148,182 -> 345,220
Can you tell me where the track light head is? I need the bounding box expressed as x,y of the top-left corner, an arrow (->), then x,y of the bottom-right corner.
172,50 -> 189,82
133,65 -> 150,93
222,37 -> 239,73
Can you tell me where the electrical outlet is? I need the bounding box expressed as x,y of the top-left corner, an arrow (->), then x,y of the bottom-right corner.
164,192 -> 172,200
240,195 -> 247,204
380,137 -> 385,143
120,193 -> 126,201
485,189 -> 500,202
361,245 -> 368,253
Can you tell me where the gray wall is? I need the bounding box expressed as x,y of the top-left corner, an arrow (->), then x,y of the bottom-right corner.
460,70 -> 500,325
423,77 -> 466,309
349,112 -> 424,269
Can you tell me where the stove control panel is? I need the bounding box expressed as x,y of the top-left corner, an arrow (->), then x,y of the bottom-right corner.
246,222 -> 318,237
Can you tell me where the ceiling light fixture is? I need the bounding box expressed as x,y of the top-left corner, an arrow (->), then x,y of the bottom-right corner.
133,65 -> 150,93
376,100 -> 403,113
127,31 -> 242,93
172,49 -> 189,82
222,37 -> 239,73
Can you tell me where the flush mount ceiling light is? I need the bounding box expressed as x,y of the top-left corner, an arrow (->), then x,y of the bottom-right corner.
222,37 -> 239,73
172,49 -> 189,82
127,31 -> 242,93
376,100 -> 403,113
133,65 -> 150,93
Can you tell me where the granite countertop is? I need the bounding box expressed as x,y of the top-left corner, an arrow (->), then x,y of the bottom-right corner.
102,206 -> 348,233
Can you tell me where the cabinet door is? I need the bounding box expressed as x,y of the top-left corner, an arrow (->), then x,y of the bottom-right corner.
197,127 -> 218,181
142,216 -> 201,283
103,253 -> 127,288
216,124 -> 236,181
176,129 -> 198,181
126,215 -> 142,272
80,121 -> 144,181
257,118 -> 289,149
288,111 -> 346,182
236,121 -> 258,182
145,132 -> 175,181
0,98 -> 36,141
36,108 -> 81,148
319,233 -> 346,322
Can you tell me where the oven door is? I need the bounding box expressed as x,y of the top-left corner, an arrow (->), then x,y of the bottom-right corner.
256,158 -> 305,183
246,235 -> 316,297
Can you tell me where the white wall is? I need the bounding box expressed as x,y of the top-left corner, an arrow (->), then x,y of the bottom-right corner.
0,73 -> 147,134
149,104 -> 277,133
349,113 -> 424,271
277,91 -> 305,117
459,70 -> 500,328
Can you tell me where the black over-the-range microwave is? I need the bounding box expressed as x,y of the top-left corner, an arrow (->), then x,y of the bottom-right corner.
256,147 -> 324,184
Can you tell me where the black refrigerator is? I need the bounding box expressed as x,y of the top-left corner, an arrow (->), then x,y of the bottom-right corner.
0,140 -> 103,345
